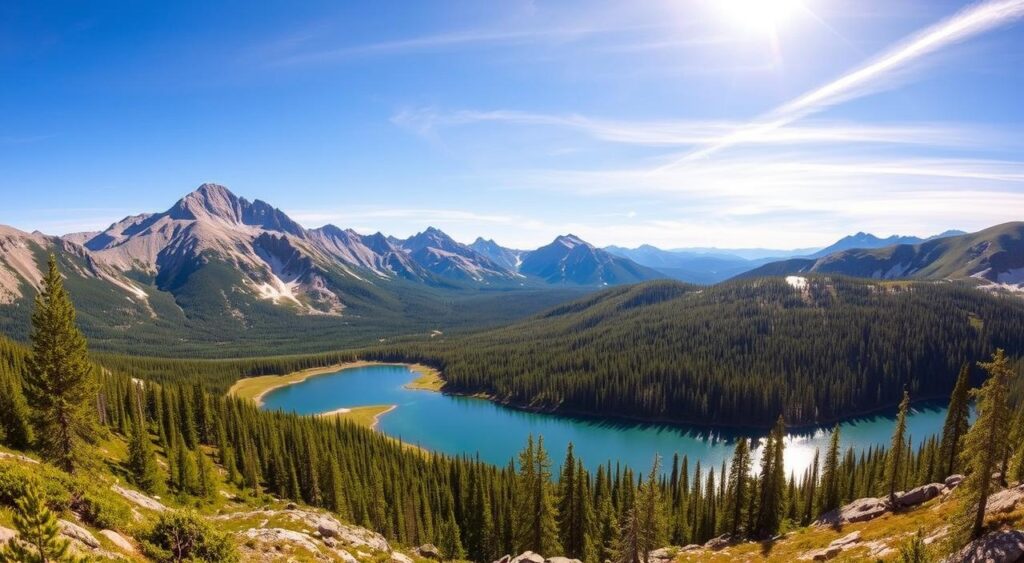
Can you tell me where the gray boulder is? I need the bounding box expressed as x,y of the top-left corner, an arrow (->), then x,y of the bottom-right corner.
59,520 -> 100,549
99,529 -> 135,554
545,557 -> 582,563
647,547 -> 676,561
511,551 -> 545,563
111,485 -> 168,512
815,496 -> 889,526
703,534 -> 731,550
945,474 -> 965,489
416,543 -> 443,559
987,484 -> 1024,515
944,529 -> 1024,563
896,483 -> 944,507
801,545 -> 841,561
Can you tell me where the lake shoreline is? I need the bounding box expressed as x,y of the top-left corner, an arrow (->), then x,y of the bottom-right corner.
434,385 -> 952,435
242,360 -> 949,438
227,361 -> 440,407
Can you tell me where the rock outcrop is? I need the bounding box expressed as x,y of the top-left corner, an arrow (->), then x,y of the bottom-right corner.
987,484 -> 1024,515
815,497 -> 890,526
99,529 -> 136,554
0,526 -> 15,544
945,474 -> 965,489
896,483 -> 945,507
800,531 -> 861,561
944,529 -> 1024,563
509,552 -> 545,563
238,527 -> 323,560
59,519 -> 100,549
415,543 -> 442,559
215,507 -> 390,553
111,484 -> 168,512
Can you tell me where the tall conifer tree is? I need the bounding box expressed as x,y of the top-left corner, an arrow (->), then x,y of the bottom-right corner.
953,349 -> 1015,543
23,256 -> 98,473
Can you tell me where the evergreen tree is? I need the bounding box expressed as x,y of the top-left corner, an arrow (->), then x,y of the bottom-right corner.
324,458 -> 350,519
0,374 -> 33,450
885,391 -> 910,505
437,512 -> 465,561
953,349 -> 1015,543
938,363 -> 972,478
127,417 -> 163,494
723,438 -> 751,537
195,447 -> 217,500
819,425 -> 842,515
0,482 -> 77,563
23,256 -> 99,473
514,436 -> 561,554
755,417 -> 786,538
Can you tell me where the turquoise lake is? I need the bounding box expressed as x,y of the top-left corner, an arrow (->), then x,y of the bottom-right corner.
260,364 -> 951,476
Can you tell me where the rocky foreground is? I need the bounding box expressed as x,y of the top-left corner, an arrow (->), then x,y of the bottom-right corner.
1,448 -> 1022,563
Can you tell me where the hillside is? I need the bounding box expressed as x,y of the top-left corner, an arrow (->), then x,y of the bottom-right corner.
374,277 -> 1024,426
742,222 -> 1024,290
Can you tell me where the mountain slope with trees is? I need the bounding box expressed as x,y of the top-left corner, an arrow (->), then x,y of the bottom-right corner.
375,277 -> 1024,426
742,222 -> 1024,289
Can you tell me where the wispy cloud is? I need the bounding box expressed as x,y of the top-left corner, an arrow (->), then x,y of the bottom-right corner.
392,107 -> 998,148
267,24 -> 659,66
671,0 -> 1024,164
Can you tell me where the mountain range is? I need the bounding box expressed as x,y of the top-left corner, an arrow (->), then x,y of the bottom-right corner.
741,222 -> 1024,288
0,184 -> 656,353
0,183 -> 1020,355
604,228 -> 970,284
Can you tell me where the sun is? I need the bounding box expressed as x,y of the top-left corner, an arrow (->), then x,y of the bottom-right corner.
715,0 -> 804,33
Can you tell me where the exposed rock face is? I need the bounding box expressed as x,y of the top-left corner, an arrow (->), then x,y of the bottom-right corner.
801,531 -> 861,561
314,515 -> 390,551
415,543 -> 442,559
391,551 -> 414,563
0,526 -> 15,544
944,529 -> 1024,563
112,484 -> 168,512
648,547 -> 678,561
946,474 -> 965,489
545,557 -> 582,563
59,519 -> 100,549
0,451 -> 38,464
99,529 -> 136,554
704,534 -> 732,550
238,527 -> 323,560
802,545 -> 841,561
509,551 -> 545,563
216,508 -> 390,554
815,497 -> 890,526
896,483 -> 945,507
987,484 -> 1024,515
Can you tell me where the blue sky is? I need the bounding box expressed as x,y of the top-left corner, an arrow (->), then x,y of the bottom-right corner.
2,0 -> 1023,249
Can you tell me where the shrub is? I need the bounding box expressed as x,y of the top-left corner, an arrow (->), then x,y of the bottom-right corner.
142,511 -> 238,562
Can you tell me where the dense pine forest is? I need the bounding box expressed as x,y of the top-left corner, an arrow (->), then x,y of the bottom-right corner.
370,277 -> 1024,426
0,259 -> 1022,561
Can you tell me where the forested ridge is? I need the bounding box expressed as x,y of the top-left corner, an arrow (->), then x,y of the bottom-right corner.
371,277 -> 1024,426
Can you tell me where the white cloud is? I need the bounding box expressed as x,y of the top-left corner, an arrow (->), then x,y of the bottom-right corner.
393,107 -> 997,148
673,0 -> 1024,163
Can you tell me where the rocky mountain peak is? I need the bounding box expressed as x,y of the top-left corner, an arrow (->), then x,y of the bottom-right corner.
168,183 -> 303,235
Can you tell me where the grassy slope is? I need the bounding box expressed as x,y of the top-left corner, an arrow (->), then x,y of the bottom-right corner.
0,434 -> 420,562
